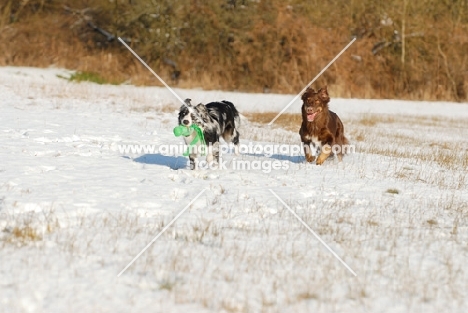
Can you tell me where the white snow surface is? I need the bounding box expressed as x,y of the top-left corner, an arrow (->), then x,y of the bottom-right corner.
1,66 -> 468,312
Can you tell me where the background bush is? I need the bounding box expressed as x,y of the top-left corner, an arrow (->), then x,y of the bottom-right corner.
1,0 -> 467,101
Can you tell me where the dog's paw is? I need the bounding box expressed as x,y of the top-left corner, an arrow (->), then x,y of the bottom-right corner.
305,155 -> 316,163
316,154 -> 329,165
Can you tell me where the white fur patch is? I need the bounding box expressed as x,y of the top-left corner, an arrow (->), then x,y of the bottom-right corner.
310,136 -> 321,147
309,136 -> 322,156
180,111 -> 193,127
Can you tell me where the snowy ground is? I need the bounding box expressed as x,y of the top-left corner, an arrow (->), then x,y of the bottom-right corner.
1,66 -> 468,312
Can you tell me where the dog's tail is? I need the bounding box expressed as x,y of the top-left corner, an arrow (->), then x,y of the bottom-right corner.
234,115 -> 241,129
222,100 -> 241,128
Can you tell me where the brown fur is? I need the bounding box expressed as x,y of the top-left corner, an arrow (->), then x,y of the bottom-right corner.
299,86 -> 348,165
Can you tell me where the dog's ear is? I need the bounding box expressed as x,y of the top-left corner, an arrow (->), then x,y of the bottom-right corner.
306,87 -> 315,94
301,87 -> 315,102
195,103 -> 207,113
317,86 -> 328,93
184,98 -> 193,106
318,86 -> 330,102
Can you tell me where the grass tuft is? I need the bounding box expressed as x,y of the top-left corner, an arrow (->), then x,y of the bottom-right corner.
386,188 -> 400,194
3,225 -> 42,245
12,226 -> 41,241
58,71 -> 120,85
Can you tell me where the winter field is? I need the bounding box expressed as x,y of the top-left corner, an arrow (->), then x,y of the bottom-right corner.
1,66 -> 468,312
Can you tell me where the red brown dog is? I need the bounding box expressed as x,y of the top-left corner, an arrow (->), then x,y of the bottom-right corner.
299,86 -> 348,165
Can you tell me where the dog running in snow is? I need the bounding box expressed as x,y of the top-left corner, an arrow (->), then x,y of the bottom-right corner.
178,99 -> 240,169
299,86 -> 349,165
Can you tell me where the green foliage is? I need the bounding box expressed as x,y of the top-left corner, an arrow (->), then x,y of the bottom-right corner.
60,71 -> 119,85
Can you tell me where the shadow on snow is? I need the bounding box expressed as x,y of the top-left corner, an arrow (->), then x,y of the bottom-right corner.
243,153 -> 304,164
131,154 -> 188,170
127,153 -> 305,170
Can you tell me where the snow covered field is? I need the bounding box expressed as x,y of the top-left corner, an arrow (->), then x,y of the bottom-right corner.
1,66 -> 468,312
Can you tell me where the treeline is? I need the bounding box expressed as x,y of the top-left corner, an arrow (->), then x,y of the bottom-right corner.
1,0 -> 467,101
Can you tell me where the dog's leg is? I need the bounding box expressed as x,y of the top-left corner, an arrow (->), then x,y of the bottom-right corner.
212,141 -> 220,165
336,138 -> 344,162
303,142 -> 315,163
300,127 -> 314,163
232,129 -> 240,156
316,145 -> 331,165
316,133 -> 333,165
332,138 -> 343,162
189,155 -> 198,170
337,153 -> 343,162
223,127 -> 240,156
205,141 -> 220,169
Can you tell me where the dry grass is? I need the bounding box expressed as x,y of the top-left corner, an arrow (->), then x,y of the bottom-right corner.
8,226 -> 42,243
244,113 -> 301,132
2,218 -> 46,245
357,114 -> 396,126
355,114 -> 467,128
339,112 -> 468,191
349,117 -> 468,171
0,0 -> 467,100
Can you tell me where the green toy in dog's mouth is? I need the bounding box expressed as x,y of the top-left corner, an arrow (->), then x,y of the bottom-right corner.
173,124 -> 206,156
